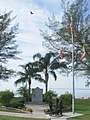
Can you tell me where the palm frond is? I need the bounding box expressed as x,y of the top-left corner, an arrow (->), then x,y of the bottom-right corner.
33,53 -> 41,60
49,70 -> 57,80
34,74 -> 46,83
18,71 -> 26,76
15,77 -> 27,86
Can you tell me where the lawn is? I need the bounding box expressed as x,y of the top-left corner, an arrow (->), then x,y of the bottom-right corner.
0,106 -> 24,113
0,99 -> 90,120
0,105 -> 50,120
68,99 -> 90,120
0,115 -> 50,120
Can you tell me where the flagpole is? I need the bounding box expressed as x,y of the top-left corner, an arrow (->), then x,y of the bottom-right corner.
71,16 -> 75,114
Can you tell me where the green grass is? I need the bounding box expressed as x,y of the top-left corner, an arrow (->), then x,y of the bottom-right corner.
0,99 -> 90,120
0,115 -> 50,120
0,106 -> 50,120
0,106 -> 24,113
68,99 -> 90,120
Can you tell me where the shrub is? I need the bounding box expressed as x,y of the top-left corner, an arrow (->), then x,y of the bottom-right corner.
43,90 -> 57,102
59,93 -> 72,110
10,97 -> 24,108
0,90 -> 14,107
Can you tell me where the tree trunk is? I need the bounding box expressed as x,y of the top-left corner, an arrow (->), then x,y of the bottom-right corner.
45,81 -> 48,93
28,78 -> 31,101
45,71 -> 48,93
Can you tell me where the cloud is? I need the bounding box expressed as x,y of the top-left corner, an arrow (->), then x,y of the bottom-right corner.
0,0 -> 49,58
0,0 -> 69,89
0,0 -> 88,98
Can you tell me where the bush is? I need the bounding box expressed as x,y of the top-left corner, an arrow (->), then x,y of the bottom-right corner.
10,97 -> 24,108
43,90 -> 57,102
59,93 -> 72,110
0,90 -> 14,107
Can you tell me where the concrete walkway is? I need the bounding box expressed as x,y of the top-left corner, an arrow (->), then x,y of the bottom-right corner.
0,111 -> 83,120
46,112 -> 83,120
0,104 -> 83,120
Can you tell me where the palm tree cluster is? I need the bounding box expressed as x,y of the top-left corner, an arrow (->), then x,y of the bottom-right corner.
15,52 -> 67,101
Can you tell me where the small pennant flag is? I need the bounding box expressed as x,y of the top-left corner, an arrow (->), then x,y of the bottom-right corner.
59,49 -> 62,58
80,46 -> 86,62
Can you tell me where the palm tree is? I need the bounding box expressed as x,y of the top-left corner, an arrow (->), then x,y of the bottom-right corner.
15,61 -> 41,101
16,85 -> 29,104
33,52 -> 67,92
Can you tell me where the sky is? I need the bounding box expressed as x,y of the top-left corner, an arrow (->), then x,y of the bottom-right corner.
0,0 -> 90,98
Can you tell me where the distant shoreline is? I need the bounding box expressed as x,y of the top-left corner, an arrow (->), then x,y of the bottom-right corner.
50,88 -> 90,98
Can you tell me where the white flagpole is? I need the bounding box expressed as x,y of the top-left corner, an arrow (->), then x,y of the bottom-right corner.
71,16 -> 75,114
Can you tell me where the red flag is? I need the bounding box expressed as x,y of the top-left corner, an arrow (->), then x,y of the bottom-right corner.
70,22 -> 72,33
59,49 -> 62,58
80,46 -> 86,62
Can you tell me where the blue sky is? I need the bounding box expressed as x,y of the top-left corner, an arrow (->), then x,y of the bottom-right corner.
0,0 -> 90,98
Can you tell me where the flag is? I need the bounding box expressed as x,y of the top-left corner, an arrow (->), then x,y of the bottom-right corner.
70,16 -> 73,33
70,22 -> 72,33
59,49 -> 62,58
80,46 -> 86,62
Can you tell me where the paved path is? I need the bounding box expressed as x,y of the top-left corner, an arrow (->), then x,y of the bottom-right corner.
0,111 -> 47,119
0,103 -> 83,120
46,112 -> 83,120
0,111 -> 83,120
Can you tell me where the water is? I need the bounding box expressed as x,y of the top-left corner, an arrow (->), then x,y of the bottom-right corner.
49,88 -> 90,98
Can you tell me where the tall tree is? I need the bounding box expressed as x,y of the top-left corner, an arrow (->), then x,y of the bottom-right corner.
33,52 -> 67,92
0,11 -> 19,80
40,0 -> 90,81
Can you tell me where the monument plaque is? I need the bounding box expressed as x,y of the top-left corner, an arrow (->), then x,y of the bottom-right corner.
32,87 -> 43,103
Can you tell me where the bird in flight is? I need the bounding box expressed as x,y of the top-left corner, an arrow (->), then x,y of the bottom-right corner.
30,11 -> 34,14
